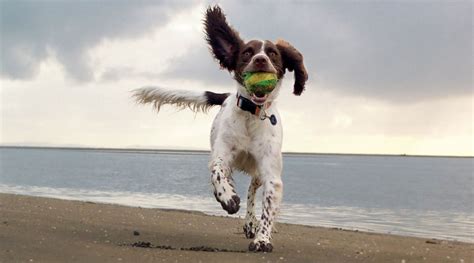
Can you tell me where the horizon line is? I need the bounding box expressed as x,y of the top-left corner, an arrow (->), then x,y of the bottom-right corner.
0,145 -> 472,159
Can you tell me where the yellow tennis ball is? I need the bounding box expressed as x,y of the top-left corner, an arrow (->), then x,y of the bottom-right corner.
243,72 -> 278,94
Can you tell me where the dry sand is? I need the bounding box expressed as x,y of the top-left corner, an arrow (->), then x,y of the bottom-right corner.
0,193 -> 472,262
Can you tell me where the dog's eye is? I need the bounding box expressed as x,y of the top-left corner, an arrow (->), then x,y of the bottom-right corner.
243,51 -> 252,57
268,51 -> 277,57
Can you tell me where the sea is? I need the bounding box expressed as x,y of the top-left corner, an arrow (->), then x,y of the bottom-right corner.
0,147 -> 472,243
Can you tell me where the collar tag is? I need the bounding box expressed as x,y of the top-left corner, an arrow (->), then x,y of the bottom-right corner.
269,114 -> 277,125
236,94 -> 277,126
260,111 -> 278,126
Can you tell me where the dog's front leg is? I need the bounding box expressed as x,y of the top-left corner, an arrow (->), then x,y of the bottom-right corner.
209,156 -> 240,214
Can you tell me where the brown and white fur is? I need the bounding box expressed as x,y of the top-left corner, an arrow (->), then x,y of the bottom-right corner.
133,6 -> 308,252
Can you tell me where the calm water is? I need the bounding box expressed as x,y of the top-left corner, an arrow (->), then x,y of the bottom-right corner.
0,147 -> 472,242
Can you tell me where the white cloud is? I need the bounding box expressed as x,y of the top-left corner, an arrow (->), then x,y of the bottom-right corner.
91,3 -> 206,82
278,82 -> 473,155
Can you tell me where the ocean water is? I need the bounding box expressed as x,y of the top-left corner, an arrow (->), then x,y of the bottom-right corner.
0,147 -> 472,242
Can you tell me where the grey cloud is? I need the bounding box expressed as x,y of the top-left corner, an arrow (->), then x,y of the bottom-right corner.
99,67 -> 162,82
1,1 -> 188,81
100,67 -> 136,82
164,1 -> 472,103
160,44 -> 235,86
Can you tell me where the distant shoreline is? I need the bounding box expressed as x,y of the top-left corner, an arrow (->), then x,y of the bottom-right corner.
1,145 -> 472,158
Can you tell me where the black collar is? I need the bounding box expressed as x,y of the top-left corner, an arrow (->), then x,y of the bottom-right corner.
236,94 -> 277,125
236,94 -> 263,116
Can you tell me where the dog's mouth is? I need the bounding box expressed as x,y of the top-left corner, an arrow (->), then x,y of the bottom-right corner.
250,92 -> 268,105
244,71 -> 277,105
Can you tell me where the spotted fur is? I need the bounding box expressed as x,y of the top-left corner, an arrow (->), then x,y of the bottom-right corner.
243,177 -> 261,239
132,5 -> 307,253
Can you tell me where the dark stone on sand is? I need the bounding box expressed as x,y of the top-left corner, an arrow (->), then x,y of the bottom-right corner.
131,241 -> 151,248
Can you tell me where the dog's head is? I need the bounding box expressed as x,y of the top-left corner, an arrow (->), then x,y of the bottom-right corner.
204,6 -> 308,105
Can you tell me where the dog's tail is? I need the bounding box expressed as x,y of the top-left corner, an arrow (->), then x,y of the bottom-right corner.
132,86 -> 230,113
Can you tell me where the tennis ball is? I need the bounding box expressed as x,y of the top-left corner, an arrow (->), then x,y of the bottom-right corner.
243,72 -> 278,94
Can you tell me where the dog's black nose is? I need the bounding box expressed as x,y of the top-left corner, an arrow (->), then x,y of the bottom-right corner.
255,57 -> 267,66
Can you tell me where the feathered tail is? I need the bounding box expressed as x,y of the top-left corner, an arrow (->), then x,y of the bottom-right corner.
132,86 -> 230,113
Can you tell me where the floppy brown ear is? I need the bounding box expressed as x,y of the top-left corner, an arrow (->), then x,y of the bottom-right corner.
276,39 -> 308,95
204,6 -> 244,71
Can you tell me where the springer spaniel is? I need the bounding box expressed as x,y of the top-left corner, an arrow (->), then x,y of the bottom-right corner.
133,6 -> 308,252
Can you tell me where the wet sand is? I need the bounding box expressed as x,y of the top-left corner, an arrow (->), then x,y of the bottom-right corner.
0,193 -> 472,262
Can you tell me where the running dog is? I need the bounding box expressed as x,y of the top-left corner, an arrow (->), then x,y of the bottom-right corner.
133,6 -> 308,252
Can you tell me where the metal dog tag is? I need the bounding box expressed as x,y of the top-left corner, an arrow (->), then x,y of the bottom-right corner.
269,115 -> 277,126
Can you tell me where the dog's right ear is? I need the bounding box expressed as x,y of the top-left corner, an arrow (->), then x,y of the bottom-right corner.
204,6 -> 244,71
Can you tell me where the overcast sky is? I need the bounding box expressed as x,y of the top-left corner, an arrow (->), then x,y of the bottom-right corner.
1,0 -> 472,156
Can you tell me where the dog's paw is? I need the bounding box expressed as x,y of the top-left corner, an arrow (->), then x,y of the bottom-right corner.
214,191 -> 240,214
222,195 -> 240,214
248,240 -> 273,253
243,220 -> 259,239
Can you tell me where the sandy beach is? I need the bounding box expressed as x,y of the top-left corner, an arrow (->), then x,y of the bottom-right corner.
0,193 -> 472,263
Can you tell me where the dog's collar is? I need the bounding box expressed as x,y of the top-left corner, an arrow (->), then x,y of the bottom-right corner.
236,94 -> 265,115
236,94 -> 277,125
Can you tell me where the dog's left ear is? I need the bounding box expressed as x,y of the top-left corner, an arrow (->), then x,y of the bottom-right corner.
204,6 -> 244,71
276,39 -> 308,96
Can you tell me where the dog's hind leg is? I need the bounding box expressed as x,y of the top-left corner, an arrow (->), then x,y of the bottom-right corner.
248,177 -> 283,252
247,149 -> 283,253
243,177 -> 261,238
209,156 -> 240,214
